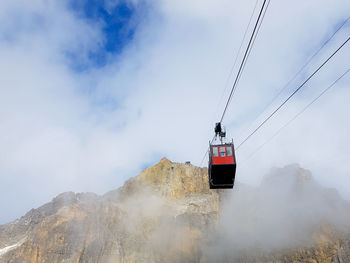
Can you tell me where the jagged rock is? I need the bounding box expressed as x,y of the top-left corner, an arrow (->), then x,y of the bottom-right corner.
0,160 -> 349,263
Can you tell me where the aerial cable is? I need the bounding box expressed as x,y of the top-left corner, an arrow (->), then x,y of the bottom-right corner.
219,0 -> 271,123
236,16 -> 350,140
260,16 -> 350,110
240,68 -> 350,164
234,0 -> 271,91
213,0 -> 260,121
264,16 -> 350,108
236,35 -> 350,150
220,0 -> 269,123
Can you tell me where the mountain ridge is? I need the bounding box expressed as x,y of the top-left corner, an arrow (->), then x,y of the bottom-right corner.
0,158 -> 349,262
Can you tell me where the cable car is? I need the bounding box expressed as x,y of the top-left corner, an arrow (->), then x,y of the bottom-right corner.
208,123 -> 236,189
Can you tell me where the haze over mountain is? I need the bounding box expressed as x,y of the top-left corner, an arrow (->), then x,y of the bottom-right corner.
1,159 -> 349,262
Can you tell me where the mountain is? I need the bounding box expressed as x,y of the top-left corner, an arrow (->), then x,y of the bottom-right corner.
0,158 -> 349,263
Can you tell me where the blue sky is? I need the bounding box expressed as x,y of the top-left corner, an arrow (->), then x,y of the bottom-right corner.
66,0 -> 145,69
0,0 -> 349,224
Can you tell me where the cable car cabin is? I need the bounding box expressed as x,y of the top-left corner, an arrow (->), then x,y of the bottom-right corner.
208,143 -> 236,189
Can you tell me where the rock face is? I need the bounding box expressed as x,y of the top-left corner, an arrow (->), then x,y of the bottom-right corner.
0,160 -> 349,263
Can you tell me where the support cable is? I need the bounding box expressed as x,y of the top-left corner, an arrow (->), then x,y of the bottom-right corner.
213,0 -> 260,121
220,0 -> 269,123
240,68 -> 350,164
221,0 -> 272,114
236,36 -> 350,150
236,16 -> 350,140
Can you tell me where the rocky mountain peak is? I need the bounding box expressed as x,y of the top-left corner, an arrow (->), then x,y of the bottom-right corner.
119,158 -> 213,200
0,159 -> 349,263
159,157 -> 172,164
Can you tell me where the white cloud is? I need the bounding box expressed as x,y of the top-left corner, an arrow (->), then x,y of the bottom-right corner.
0,0 -> 349,223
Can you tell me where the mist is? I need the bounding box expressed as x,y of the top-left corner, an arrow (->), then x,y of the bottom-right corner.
202,164 -> 350,261
1,159 -> 349,262
103,163 -> 350,261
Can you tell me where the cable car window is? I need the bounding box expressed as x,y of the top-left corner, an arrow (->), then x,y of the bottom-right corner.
226,146 -> 233,157
220,147 -> 226,157
212,147 -> 219,157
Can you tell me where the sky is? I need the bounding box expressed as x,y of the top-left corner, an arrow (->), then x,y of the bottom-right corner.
0,0 -> 349,224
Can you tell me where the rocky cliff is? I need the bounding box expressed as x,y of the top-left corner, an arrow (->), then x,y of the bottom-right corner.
0,159 -> 349,263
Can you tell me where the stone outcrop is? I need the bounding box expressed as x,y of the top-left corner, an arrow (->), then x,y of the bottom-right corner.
0,159 -> 349,262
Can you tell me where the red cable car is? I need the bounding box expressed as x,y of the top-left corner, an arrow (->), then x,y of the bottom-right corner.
208,123 -> 236,189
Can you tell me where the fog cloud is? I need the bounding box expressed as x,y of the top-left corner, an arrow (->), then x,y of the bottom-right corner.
0,0 -> 349,224
202,164 -> 350,261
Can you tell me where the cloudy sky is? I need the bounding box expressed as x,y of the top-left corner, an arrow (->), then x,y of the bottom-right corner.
0,0 -> 349,224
